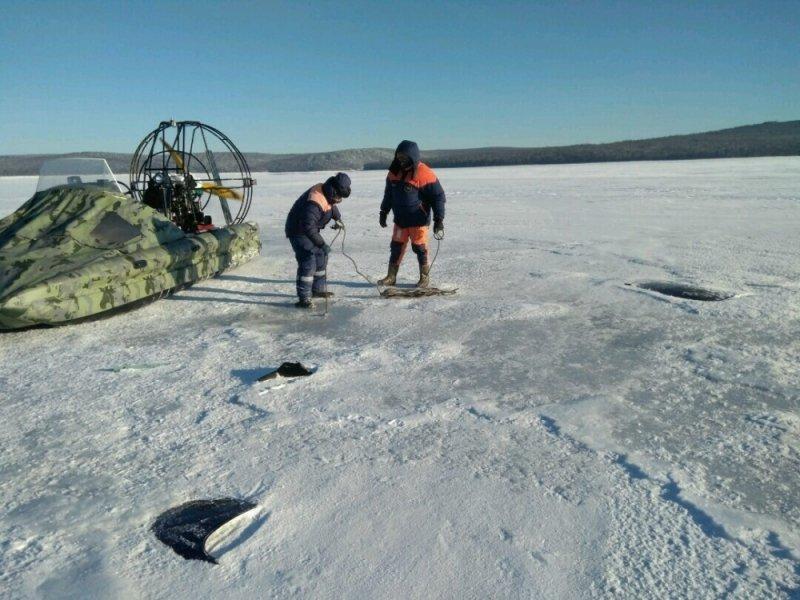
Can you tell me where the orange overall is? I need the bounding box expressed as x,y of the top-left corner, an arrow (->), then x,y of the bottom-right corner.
390,224 -> 429,266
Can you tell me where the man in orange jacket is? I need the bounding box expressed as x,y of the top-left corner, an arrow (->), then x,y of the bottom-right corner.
378,140 -> 446,287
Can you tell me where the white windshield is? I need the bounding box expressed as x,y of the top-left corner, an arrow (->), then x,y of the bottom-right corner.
36,158 -> 123,193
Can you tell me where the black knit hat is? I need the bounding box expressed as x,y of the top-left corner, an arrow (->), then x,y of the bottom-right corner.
325,172 -> 351,199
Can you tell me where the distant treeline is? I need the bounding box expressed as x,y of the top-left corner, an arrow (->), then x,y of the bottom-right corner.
1,120 -> 797,176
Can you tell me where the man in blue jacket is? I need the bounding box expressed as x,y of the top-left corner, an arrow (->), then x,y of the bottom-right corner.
378,140 -> 445,287
285,172 -> 351,308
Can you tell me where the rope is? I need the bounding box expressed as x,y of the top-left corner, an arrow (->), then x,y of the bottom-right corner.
320,227 -> 341,316
321,222 -> 443,316
338,224 -> 382,290
429,234 -> 442,271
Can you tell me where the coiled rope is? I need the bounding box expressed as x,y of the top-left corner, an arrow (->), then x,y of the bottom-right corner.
321,222 -> 442,316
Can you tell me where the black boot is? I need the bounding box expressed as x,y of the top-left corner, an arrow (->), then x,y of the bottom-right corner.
416,264 -> 431,288
295,298 -> 313,309
312,290 -> 334,298
378,264 -> 399,286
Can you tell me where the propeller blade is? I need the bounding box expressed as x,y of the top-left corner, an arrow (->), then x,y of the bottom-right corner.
198,182 -> 242,201
162,140 -> 185,172
203,144 -> 234,225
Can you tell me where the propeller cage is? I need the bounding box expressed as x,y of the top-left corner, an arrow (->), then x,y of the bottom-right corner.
129,121 -> 255,231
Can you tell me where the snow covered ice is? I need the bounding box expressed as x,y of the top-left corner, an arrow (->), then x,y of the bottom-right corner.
1,157 -> 798,598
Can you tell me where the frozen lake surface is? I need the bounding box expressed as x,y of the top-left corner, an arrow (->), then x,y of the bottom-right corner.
1,157 -> 799,598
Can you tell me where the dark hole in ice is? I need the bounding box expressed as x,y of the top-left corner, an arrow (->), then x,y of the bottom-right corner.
633,281 -> 733,302
152,498 -> 257,564
257,361 -> 316,381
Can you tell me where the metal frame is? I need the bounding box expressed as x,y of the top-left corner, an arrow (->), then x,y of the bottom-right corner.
129,120 -> 255,226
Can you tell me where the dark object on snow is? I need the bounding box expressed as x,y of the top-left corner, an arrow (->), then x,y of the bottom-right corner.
632,281 -> 733,302
257,361 -> 316,381
152,498 -> 257,564
381,286 -> 457,298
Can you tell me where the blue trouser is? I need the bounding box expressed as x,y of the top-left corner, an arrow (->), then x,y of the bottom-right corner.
289,236 -> 327,300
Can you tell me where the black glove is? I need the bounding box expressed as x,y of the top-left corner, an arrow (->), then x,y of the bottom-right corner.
379,211 -> 387,228
433,220 -> 444,240
321,243 -> 331,255
330,220 -> 343,230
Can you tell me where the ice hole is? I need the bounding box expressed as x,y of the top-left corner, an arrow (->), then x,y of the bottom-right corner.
634,281 -> 734,302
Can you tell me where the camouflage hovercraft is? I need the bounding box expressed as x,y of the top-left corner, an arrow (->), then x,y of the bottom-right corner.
0,156 -> 260,329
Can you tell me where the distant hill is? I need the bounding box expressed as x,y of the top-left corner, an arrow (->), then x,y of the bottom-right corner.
0,121 -> 797,176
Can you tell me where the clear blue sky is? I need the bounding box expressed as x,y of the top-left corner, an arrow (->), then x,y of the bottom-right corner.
1,1 -> 798,154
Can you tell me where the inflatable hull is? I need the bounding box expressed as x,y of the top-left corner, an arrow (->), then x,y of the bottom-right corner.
0,187 -> 261,329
